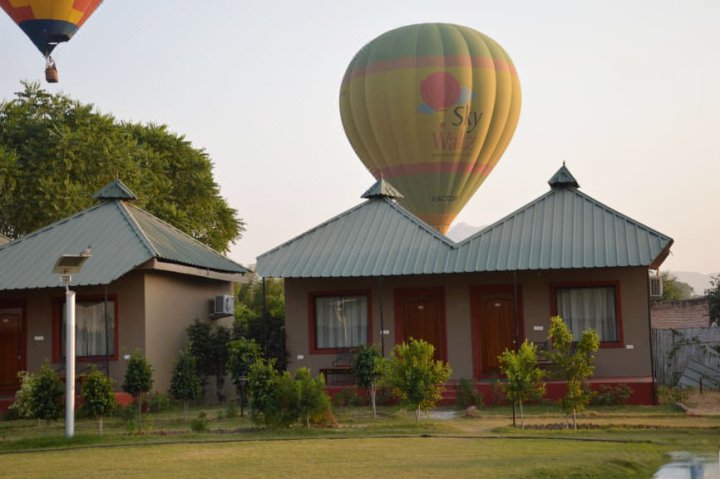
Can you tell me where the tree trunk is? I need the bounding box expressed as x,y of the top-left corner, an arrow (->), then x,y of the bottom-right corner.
519,399 -> 525,429
572,409 -> 577,430
138,394 -> 143,421
306,414 -> 310,428
415,407 -> 421,423
370,383 -> 377,418
99,416 -> 104,435
184,400 -> 189,420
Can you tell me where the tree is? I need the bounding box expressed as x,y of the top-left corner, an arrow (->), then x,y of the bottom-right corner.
384,339 -> 452,422
81,368 -> 117,434
227,337 -> 262,416
32,363 -> 64,426
186,320 -> 231,402
545,316 -> 599,429
246,358 -> 279,426
169,348 -> 201,420
122,351 -> 154,418
233,274 -> 287,370
0,82 -> 244,251
706,274 -> 720,325
351,344 -> 383,417
498,340 -> 546,429
661,272 -> 694,301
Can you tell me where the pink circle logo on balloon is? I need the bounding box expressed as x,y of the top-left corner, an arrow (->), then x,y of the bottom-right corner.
420,72 -> 461,111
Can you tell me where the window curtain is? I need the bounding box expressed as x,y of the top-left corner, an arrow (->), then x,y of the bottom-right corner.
315,296 -> 368,348
556,287 -> 617,341
62,300 -> 115,356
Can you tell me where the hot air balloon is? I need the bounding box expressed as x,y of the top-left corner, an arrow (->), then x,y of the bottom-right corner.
340,23 -> 521,234
0,0 -> 103,83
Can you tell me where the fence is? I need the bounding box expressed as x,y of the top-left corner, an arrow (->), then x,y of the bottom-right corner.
652,327 -> 720,386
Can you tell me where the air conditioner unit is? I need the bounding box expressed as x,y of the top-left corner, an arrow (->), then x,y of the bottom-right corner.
649,275 -> 663,298
214,295 -> 234,316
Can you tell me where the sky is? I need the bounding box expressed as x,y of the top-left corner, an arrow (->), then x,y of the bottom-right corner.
1,1 -> 718,274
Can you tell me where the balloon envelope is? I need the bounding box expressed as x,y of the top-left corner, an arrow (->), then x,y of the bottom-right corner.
340,23 -> 521,234
0,0 -> 103,55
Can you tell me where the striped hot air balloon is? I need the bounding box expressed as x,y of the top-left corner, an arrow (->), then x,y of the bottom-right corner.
0,0 -> 103,82
340,23 -> 521,234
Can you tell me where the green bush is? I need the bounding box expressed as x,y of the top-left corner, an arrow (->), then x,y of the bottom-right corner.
146,391 -> 172,413
227,337 -> 262,415
247,358 -> 278,425
456,378 -> 484,410
8,371 -> 36,419
225,402 -> 239,419
332,388 -> 366,407
16,363 -> 64,426
657,385 -> 688,405
592,384 -> 633,406
122,350 -> 154,418
81,368 -> 117,434
190,411 -> 208,432
295,368 -> 331,427
499,340 -> 546,429
351,344 -> 383,417
169,348 -> 201,419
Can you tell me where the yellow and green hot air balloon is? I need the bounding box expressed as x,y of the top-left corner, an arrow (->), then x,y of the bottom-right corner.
0,0 -> 103,82
340,23 -> 521,234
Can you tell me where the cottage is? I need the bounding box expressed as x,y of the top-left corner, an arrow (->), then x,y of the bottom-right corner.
256,166 -> 673,404
0,180 -> 248,408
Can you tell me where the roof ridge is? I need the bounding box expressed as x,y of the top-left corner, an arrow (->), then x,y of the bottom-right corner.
115,202 -> 159,257
123,202 -> 241,257
385,199 -> 458,248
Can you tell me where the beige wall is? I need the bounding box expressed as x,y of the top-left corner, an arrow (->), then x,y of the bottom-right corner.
284,266 -> 653,380
143,271 -> 234,393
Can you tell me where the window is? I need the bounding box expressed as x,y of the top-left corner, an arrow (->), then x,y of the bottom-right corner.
552,284 -> 621,344
54,297 -> 118,360
311,293 -> 369,351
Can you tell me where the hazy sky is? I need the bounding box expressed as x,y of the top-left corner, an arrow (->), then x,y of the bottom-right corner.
1,1 -> 718,274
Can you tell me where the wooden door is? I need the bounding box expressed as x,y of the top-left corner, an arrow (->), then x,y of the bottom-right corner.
478,296 -> 515,373
395,289 -> 446,361
470,286 -> 522,377
0,311 -> 23,392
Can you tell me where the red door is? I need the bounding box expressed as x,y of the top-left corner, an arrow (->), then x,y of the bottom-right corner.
0,310 -> 23,392
395,288 -> 446,360
471,286 -> 522,377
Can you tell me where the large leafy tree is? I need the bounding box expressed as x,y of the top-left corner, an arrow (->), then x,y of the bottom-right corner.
0,82 -> 243,251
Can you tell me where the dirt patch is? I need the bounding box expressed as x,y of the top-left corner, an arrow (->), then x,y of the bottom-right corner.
678,390 -> 720,416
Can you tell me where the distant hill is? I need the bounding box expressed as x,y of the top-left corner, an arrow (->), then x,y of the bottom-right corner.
670,271 -> 715,297
446,222 -> 484,242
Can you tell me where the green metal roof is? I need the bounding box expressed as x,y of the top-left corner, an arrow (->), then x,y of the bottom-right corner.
256,166 -> 673,278
0,183 -> 248,291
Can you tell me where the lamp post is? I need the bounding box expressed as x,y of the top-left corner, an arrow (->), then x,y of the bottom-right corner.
53,248 -> 91,439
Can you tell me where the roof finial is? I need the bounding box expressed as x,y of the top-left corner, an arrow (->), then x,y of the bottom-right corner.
548,164 -> 579,189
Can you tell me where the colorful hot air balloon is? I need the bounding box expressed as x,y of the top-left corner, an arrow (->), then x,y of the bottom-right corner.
340,23 -> 521,234
0,0 -> 103,82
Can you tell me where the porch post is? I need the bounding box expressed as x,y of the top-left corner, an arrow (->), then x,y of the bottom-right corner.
65,286 -> 76,439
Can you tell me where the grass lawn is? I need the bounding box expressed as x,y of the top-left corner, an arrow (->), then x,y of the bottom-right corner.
1,397 -> 719,478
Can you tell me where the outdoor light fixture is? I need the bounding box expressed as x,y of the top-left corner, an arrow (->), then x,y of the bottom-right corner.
53,247 -> 91,439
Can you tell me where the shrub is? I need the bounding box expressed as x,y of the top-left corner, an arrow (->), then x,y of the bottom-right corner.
657,385 -> 688,405
351,344 -> 383,417
592,384 -> 633,406
295,368 -> 331,427
146,391 -> 172,413
247,358 -> 278,425
456,378 -> 484,410
384,339 -> 452,422
187,320 -> 231,402
332,388 -> 366,407
498,340 -> 546,429
227,337 -> 262,415
8,371 -> 36,420
23,363 -> 64,426
190,411 -> 208,432
122,350 -> 153,418
169,348 -> 201,419
225,401 -> 239,419
81,368 -> 117,434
